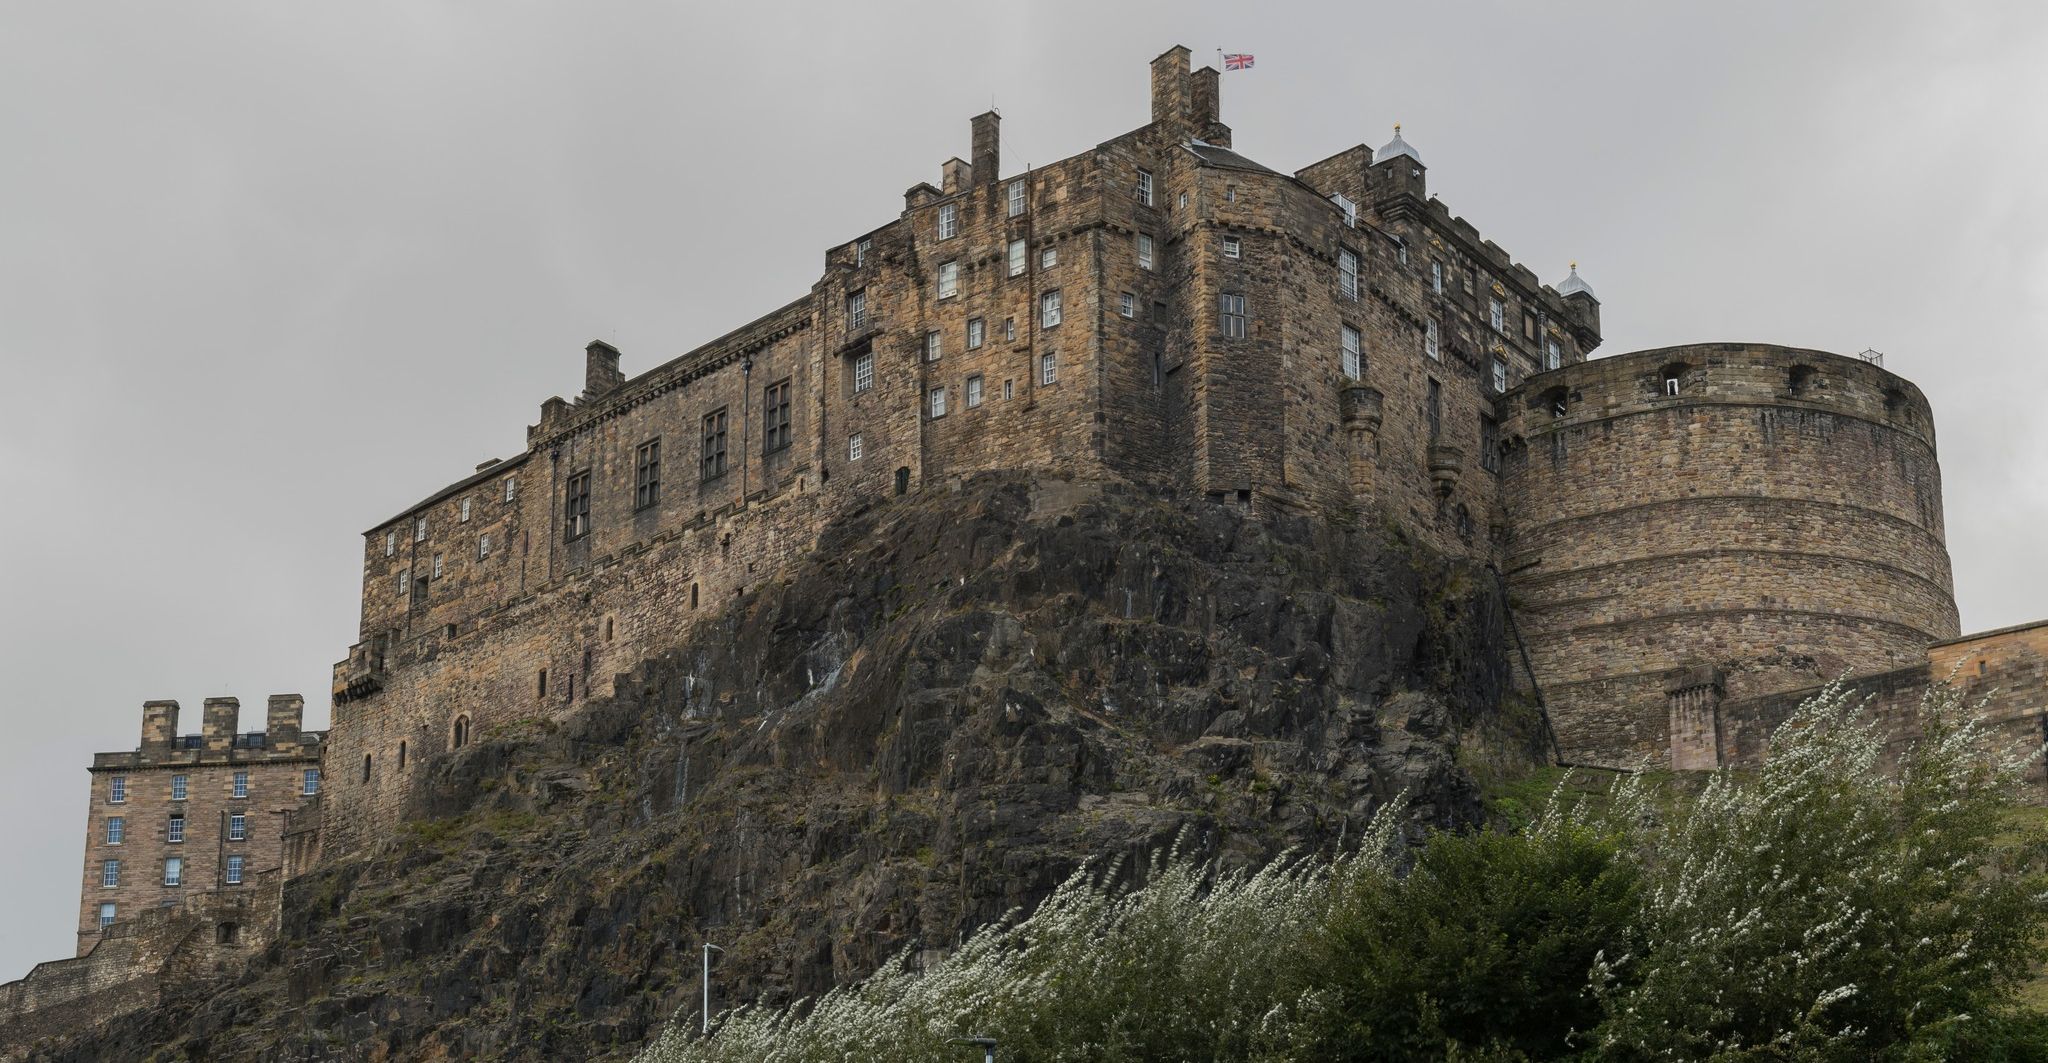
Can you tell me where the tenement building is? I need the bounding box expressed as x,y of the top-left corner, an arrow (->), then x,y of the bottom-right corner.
74,696 -> 322,953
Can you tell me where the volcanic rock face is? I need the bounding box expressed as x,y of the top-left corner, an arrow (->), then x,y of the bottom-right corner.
34,476 -> 1539,1061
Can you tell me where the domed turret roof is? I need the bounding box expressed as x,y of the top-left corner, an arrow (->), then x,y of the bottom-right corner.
1373,124 -> 1421,165
1557,262 -> 1596,299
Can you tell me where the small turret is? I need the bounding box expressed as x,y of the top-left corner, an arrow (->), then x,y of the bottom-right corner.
1557,262 -> 1601,335
1369,124 -> 1427,200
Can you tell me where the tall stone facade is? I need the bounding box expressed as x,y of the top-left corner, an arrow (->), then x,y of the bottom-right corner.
73,697 -> 321,953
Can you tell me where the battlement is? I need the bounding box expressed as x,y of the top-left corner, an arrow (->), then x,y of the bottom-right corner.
104,695 -> 322,768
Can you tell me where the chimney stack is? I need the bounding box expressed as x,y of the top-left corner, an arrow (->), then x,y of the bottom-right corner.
1190,66 -> 1228,146
584,340 -> 623,402
971,110 -> 1000,185
141,700 -> 180,751
267,694 -> 304,748
940,157 -> 972,194
202,697 -> 240,751
1150,46 -> 1192,132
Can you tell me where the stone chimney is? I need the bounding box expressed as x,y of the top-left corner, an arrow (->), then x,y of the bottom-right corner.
202,697 -> 240,751
1190,66 -> 1229,146
141,700 -> 180,751
266,694 -> 304,747
940,157 -> 972,194
584,340 -> 623,402
971,110 -> 1000,184
1150,46 -> 1191,133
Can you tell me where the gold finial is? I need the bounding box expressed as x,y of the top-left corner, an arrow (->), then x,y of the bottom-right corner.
1394,123 -> 1402,135
1569,260 -> 1578,271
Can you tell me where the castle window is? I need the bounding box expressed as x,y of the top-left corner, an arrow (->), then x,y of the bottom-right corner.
966,374 -> 984,408
384,530 -> 395,557
1222,236 -> 1241,259
109,777 -> 125,804
98,903 -> 116,929
460,498 -> 471,522
1426,318 -> 1441,361
504,475 -> 517,503
690,583 -> 699,608
228,813 -> 246,841
633,439 -> 661,510
1338,248 -> 1359,299
478,533 -> 491,559
764,381 -> 792,454
1546,339 -> 1562,371
232,771 -> 247,799
938,202 -> 958,240
167,815 -> 184,844
415,516 -> 427,542
1041,352 -> 1058,387
1008,179 -> 1026,217
928,385 -> 948,419
895,466 -> 911,495
224,857 -> 244,886
1331,193 -> 1357,227
1137,233 -> 1155,271
1003,317 -> 1016,342
701,408 -> 729,482
171,775 -> 187,802
1008,239 -> 1026,277
1225,185 -> 1236,202
845,289 -> 867,333
605,617 -> 613,640
1341,325 -> 1363,381
302,769 -> 319,795
362,754 -> 372,783
431,553 -> 443,580
1481,416 -> 1501,473
1522,311 -> 1538,340
1218,293 -> 1247,339
848,434 -> 863,462
1041,289 -> 1062,328
967,317 -> 984,349
412,571 -> 428,604
106,817 -> 123,845
1431,260 -> 1443,294
926,330 -> 942,362
454,714 -> 470,749
564,471 -> 591,541
1492,357 -> 1509,394
937,260 -> 959,299
1789,364 -> 1819,395
1489,298 -> 1505,333
853,350 -> 874,394
101,860 -> 119,888
855,237 -> 871,267
1178,192 -> 1187,210
1659,362 -> 1689,396
1041,246 -> 1057,270
398,741 -> 407,769
1394,238 -> 1409,266
1119,292 -> 1135,318
1136,168 -> 1154,206
1427,378 -> 1442,440
1153,301 -> 1167,322
1004,378 -> 1016,401
1664,377 -> 1680,397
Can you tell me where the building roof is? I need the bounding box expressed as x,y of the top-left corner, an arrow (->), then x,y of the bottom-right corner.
1184,140 -> 1280,175
1373,126 -> 1422,165
1557,262 -> 1597,300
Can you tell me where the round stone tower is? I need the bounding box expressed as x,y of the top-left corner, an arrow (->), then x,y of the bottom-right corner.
1500,343 -> 1959,768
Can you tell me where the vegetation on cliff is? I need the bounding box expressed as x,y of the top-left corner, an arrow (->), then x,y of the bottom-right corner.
644,681 -> 2048,1062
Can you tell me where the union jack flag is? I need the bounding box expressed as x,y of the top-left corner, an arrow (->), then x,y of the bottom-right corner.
1223,53 -> 1254,71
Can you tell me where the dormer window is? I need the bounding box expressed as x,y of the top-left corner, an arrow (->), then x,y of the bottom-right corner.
1330,193 -> 1357,227
938,203 -> 958,240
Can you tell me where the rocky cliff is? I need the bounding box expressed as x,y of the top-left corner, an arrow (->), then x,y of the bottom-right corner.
25,475 -> 1546,1061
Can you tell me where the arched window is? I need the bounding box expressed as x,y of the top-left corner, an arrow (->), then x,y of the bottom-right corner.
398,741 -> 407,769
452,715 -> 470,750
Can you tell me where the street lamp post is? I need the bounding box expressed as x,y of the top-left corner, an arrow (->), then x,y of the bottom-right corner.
702,941 -> 724,1036
953,1035 -> 997,1062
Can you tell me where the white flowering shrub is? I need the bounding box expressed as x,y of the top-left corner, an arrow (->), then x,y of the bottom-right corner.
637,802 -> 1407,1063
1590,680 -> 2048,1059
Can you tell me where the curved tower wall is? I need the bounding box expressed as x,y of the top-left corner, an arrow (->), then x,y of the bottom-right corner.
1501,343 -> 1958,767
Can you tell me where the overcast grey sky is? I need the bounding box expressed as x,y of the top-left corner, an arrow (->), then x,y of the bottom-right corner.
4,1 -> 2045,981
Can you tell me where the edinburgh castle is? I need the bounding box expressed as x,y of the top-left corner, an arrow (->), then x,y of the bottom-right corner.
8,45 -> 2047,1056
